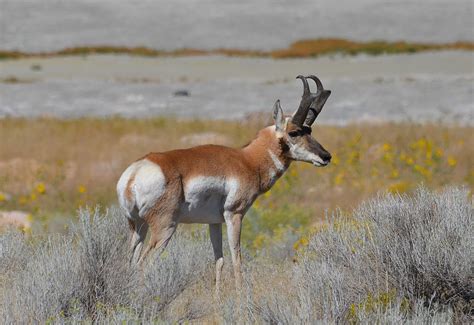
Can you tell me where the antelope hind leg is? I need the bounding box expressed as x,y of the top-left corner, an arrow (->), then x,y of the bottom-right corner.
210,223 -> 224,298
129,218 -> 149,265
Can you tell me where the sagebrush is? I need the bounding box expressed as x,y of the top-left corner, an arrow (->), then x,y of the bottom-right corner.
0,186 -> 472,323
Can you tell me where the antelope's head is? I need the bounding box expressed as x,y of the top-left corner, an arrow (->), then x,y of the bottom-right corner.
273,75 -> 332,167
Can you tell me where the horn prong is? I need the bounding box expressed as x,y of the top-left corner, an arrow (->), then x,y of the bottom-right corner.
296,75 -> 310,96
306,75 -> 324,93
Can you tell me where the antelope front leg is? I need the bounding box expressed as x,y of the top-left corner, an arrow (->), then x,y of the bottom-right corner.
209,223 -> 224,297
224,211 -> 243,290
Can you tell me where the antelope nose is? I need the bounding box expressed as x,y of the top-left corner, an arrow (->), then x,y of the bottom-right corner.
323,152 -> 332,162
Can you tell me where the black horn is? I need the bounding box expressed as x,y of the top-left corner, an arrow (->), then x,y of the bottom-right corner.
304,75 -> 331,127
291,76 -> 315,126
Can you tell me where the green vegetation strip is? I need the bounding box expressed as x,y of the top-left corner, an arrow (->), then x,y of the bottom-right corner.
1,39 -> 473,60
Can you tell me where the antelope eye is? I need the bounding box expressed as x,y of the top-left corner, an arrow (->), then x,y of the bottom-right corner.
288,130 -> 301,137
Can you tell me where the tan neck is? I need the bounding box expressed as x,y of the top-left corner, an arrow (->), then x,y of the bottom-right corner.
242,126 -> 291,192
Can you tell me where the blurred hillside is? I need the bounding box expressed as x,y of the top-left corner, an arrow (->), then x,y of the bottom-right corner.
1,0 -> 473,52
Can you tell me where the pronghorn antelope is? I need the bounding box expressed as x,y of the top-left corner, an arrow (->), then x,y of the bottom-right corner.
117,75 -> 332,290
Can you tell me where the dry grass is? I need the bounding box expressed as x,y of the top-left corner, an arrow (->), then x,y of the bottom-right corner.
0,117 -> 472,236
0,46 -> 264,60
270,39 -> 474,58
1,39 -> 473,60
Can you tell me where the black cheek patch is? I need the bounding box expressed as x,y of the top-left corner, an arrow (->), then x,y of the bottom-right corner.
279,138 -> 290,153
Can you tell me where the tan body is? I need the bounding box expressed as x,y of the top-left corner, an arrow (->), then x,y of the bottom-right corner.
117,75 -> 333,292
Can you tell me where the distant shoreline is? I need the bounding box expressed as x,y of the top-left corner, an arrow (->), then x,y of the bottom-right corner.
1,39 -> 473,60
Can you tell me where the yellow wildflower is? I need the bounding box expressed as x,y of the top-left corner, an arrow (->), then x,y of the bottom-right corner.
411,138 -> 427,150
293,236 -> 309,251
35,183 -> 46,194
388,181 -> 410,194
78,185 -> 87,194
383,152 -> 394,163
334,172 -> 345,185
348,151 -> 360,164
425,150 -> 432,161
253,233 -> 267,250
0,193 -> 5,202
447,156 -> 457,167
382,143 -> 392,152
426,140 -> 433,154
390,169 -> 399,179
414,165 -> 431,178
253,199 -> 260,208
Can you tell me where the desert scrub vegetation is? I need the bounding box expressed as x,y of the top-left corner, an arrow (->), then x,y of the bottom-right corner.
1,117 -> 472,238
0,38 -> 473,60
0,207 -> 214,323
0,186 -> 471,323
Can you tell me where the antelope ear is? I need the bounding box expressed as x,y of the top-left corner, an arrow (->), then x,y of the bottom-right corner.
273,100 -> 285,132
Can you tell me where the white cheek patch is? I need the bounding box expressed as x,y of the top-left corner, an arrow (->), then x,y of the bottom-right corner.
288,142 -> 325,165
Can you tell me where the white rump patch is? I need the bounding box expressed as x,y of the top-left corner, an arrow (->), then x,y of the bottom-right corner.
117,159 -> 167,218
133,160 -> 166,217
117,161 -> 139,212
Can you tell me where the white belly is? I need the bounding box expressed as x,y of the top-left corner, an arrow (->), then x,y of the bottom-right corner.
178,176 -> 238,224
178,194 -> 225,224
